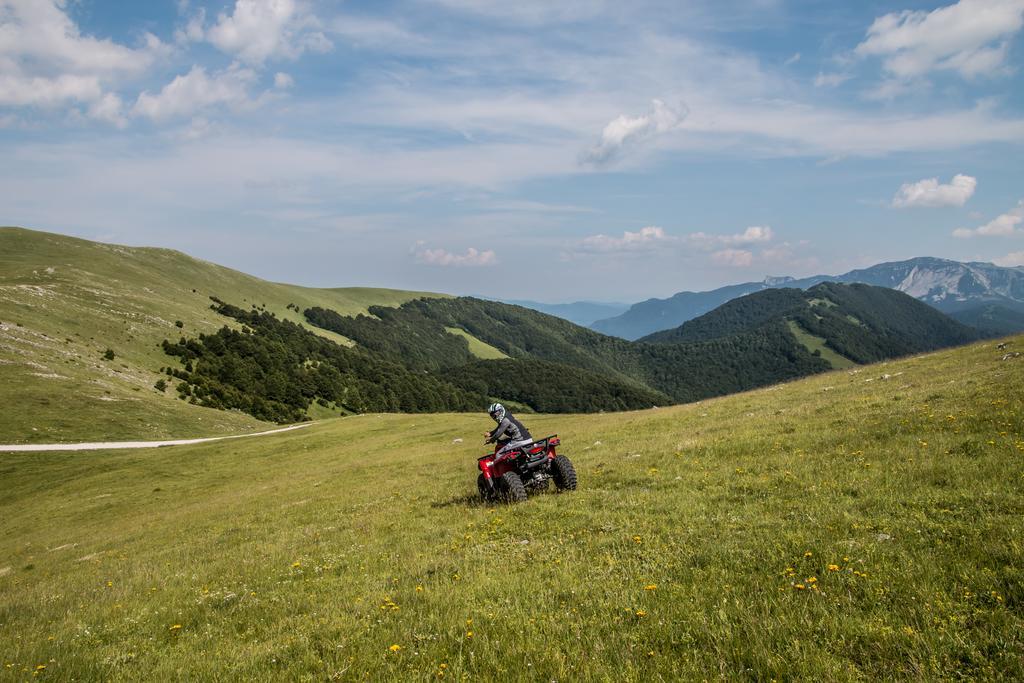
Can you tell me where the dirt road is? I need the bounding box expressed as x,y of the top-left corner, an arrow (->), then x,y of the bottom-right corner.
0,423 -> 313,452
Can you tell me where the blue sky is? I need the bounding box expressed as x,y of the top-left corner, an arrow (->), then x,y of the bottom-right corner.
2,0 -> 1023,301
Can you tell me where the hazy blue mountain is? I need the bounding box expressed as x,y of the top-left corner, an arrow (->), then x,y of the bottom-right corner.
948,304 -> 1024,337
592,257 -> 1024,340
497,299 -> 631,327
589,282 -> 770,339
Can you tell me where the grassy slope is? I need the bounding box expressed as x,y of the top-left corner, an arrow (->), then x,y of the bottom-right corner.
1,337 -> 1021,680
787,320 -> 856,370
443,327 -> 509,360
0,227 -> 446,444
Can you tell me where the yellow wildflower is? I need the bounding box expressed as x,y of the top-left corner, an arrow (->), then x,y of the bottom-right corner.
644,584 -> 657,591
828,564 -> 840,572
389,644 -> 401,652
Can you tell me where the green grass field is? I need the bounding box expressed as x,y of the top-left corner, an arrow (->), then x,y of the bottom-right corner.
0,227 -> 447,444
2,336 -> 1021,680
443,328 -> 509,360
787,320 -> 856,370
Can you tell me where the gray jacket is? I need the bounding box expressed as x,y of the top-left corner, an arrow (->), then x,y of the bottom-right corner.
489,413 -> 532,444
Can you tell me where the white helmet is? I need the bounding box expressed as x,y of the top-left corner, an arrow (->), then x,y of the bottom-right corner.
488,402 -> 506,422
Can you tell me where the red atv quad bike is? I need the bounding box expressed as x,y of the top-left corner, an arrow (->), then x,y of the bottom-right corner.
477,435 -> 577,503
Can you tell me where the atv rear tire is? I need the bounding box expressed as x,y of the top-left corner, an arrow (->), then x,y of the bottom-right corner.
499,471 -> 528,503
477,473 -> 495,502
551,455 -> 577,491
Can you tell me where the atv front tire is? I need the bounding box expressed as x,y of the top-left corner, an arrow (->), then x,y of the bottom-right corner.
499,471 -> 528,503
551,455 -> 578,491
477,473 -> 495,502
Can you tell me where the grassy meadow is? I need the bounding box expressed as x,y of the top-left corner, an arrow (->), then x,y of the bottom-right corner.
1,336 -> 1022,680
0,227 -> 454,443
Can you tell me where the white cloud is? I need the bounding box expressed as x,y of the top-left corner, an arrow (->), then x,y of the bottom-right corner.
952,199 -> 1024,237
581,99 -> 687,165
206,0 -> 333,65
274,72 -> 294,89
992,251 -> 1024,266
413,243 -> 497,266
855,0 -> 1024,80
892,173 -> 977,208
133,65 -> 259,122
711,249 -> 754,267
0,72 -> 101,107
175,8 -> 207,44
814,72 -> 850,88
87,92 -> 127,128
579,226 -> 670,252
688,225 -> 774,247
0,0 -> 162,77
574,225 -> 773,258
0,0 -> 165,120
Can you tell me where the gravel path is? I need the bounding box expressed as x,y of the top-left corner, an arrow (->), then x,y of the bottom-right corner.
0,423 -> 313,452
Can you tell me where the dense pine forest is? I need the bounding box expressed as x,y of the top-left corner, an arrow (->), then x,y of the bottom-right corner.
161,300 -> 484,422
158,284 -> 980,424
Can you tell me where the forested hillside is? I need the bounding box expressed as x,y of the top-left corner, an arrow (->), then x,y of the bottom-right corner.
162,300 -> 484,422
306,296 -> 832,404
641,284 -> 980,366
293,285 -> 978,415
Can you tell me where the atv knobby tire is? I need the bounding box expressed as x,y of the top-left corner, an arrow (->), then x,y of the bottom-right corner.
477,473 -> 495,502
499,471 -> 528,503
551,455 -> 577,491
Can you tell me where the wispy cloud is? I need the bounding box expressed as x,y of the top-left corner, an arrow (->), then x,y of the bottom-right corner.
413,243 -> 497,266
0,0 -> 165,121
133,65 -> 260,121
581,99 -> 687,165
205,0 -> 332,64
688,226 -> 774,247
855,0 -> 1024,80
573,225 -> 775,258
578,226 -> 670,252
992,250 -> 1024,266
892,173 -> 976,208
711,248 -> 754,267
953,199 -> 1024,237
814,72 -> 850,88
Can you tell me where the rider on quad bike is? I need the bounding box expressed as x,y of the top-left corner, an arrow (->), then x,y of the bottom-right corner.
477,403 -> 577,503
484,403 -> 533,461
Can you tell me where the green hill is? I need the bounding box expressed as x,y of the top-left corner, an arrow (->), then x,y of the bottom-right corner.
0,227 -> 447,443
950,304 -> 1024,337
2,337 -> 1021,679
1,227 -> 985,442
640,283 -> 980,367
303,285 -> 978,407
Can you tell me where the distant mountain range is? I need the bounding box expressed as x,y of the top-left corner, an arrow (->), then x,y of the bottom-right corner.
591,257 -> 1024,340
495,299 -> 630,327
